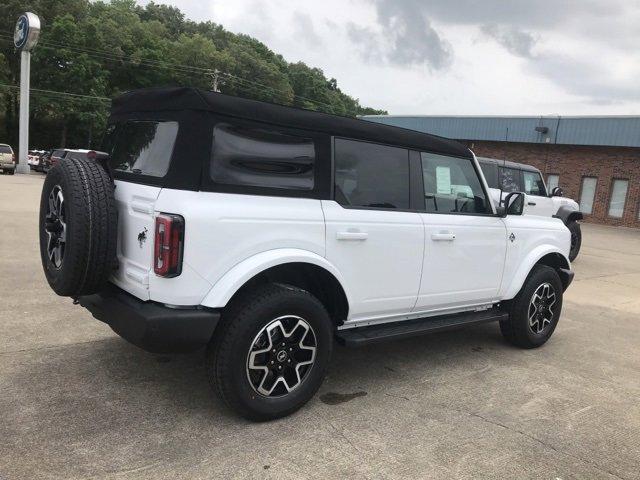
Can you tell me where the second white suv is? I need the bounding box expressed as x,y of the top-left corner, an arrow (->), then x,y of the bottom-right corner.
39,88 -> 574,421
478,157 -> 583,261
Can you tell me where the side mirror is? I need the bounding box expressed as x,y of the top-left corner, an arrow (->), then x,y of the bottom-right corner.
499,191 -> 525,217
551,186 -> 564,197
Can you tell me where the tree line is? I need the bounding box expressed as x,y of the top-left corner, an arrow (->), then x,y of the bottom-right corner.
0,0 -> 387,150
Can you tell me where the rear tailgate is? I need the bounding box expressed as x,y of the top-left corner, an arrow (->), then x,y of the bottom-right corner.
110,179 -> 161,300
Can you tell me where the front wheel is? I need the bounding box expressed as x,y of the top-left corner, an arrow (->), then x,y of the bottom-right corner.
500,265 -> 563,349
568,221 -> 582,261
208,283 -> 333,421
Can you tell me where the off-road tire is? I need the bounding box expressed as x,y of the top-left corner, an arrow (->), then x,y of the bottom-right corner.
568,221 -> 581,262
207,283 -> 333,421
39,158 -> 117,296
499,265 -> 563,349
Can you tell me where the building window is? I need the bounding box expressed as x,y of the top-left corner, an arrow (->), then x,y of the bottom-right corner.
579,177 -> 598,215
547,174 -> 559,192
608,179 -> 629,218
334,138 -> 410,209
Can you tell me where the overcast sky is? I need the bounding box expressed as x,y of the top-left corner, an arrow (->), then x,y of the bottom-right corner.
138,0 -> 640,116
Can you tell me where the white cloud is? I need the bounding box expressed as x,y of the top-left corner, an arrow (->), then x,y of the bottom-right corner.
136,0 -> 640,115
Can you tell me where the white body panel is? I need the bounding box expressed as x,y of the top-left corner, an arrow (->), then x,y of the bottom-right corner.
416,213 -> 506,312
489,188 -> 580,218
321,200 -> 424,321
155,190 -> 325,306
110,180 -> 161,301
500,215 -> 571,299
112,185 -> 570,322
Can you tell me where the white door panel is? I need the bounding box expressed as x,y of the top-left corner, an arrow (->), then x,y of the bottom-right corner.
322,201 -> 424,321
524,194 -> 556,217
416,214 -> 507,311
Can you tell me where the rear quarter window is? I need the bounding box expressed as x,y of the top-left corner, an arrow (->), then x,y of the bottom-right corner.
104,120 -> 179,177
211,123 -> 315,190
0,145 -> 12,154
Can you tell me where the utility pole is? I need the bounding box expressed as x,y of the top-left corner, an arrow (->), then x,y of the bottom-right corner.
208,69 -> 223,93
13,12 -> 41,175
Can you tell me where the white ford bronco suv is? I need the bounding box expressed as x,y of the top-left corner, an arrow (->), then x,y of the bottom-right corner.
39,87 -> 574,421
478,157 -> 583,261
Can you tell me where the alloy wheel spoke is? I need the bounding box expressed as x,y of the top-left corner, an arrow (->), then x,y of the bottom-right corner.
246,315 -> 317,398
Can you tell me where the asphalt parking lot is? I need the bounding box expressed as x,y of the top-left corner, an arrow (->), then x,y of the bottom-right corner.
1,172 -> 639,480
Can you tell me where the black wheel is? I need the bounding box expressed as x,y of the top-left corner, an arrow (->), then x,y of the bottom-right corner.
39,158 -> 117,296
568,221 -> 581,262
208,283 -> 333,421
8,170 -> 15,175
500,265 -> 563,349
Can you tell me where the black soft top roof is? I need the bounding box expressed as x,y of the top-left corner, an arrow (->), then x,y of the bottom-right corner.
477,156 -> 540,173
111,87 -> 472,158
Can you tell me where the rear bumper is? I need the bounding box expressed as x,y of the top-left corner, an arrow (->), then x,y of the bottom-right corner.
78,284 -> 221,353
0,163 -> 15,170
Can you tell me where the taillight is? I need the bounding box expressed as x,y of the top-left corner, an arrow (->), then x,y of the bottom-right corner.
154,213 -> 184,277
12,154 -> 16,163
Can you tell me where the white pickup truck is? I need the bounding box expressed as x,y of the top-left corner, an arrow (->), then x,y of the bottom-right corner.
39,87 -> 574,421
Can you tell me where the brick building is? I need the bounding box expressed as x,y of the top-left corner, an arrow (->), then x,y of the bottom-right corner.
362,115 -> 640,228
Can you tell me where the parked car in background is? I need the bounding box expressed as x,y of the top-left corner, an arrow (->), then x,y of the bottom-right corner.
49,148 -> 107,169
33,150 -> 52,173
477,157 -> 583,261
28,150 -> 45,168
0,144 -> 16,175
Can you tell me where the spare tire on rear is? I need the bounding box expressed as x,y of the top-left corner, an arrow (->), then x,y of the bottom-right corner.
39,158 -> 117,297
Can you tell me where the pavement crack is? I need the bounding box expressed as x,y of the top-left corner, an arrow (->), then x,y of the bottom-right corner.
384,392 -> 410,401
468,412 -> 628,480
0,338 -> 110,357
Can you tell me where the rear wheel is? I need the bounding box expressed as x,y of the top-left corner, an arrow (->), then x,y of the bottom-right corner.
208,283 -> 333,421
568,221 -> 581,261
500,265 -> 563,349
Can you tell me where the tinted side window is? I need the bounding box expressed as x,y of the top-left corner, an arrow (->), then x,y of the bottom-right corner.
499,167 -> 522,192
334,138 -> 409,209
105,121 -> 178,177
479,162 -> 498,188
523,170 -> 546,196
211,123 -> 315,190
421,153 -> 488,214
0,145 -> 12,154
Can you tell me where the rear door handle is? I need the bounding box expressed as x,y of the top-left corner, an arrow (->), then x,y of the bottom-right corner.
336,231 -> 368,241
431,232 -> 456,241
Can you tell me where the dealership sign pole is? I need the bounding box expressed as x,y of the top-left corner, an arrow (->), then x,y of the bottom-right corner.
14,12 -> 41,175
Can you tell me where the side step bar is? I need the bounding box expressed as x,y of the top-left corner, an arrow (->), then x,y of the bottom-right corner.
336,309 -> 508,347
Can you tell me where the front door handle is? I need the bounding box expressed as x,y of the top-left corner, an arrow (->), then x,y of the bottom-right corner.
431,232 -> 456,241
336,231 -> 368,241
527,201 -> 537,206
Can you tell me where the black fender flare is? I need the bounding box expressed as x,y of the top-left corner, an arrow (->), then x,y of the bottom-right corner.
554,206 -> 584,225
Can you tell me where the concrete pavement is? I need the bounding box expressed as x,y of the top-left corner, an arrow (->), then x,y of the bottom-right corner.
1,172 -> 639,479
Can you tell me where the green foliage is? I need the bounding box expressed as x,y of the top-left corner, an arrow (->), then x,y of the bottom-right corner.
0,0 -> 387,149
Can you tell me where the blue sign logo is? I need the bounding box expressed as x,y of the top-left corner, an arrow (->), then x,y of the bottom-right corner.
14,15 -> 29,49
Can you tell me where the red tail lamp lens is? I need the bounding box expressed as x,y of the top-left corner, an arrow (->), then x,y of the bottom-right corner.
154,213 -> 184,277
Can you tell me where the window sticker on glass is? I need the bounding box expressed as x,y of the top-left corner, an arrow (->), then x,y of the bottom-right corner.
436,166 -> 452,194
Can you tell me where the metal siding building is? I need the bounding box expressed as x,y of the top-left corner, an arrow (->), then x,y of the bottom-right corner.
363,115 -> 640,148
362,115 -> 640,228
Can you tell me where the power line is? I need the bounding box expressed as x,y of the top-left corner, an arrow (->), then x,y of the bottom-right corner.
0,83 -> 111,102
0,33 -> 340,113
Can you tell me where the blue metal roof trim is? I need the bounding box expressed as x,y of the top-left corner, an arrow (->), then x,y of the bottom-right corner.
362,115 -> 640,148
